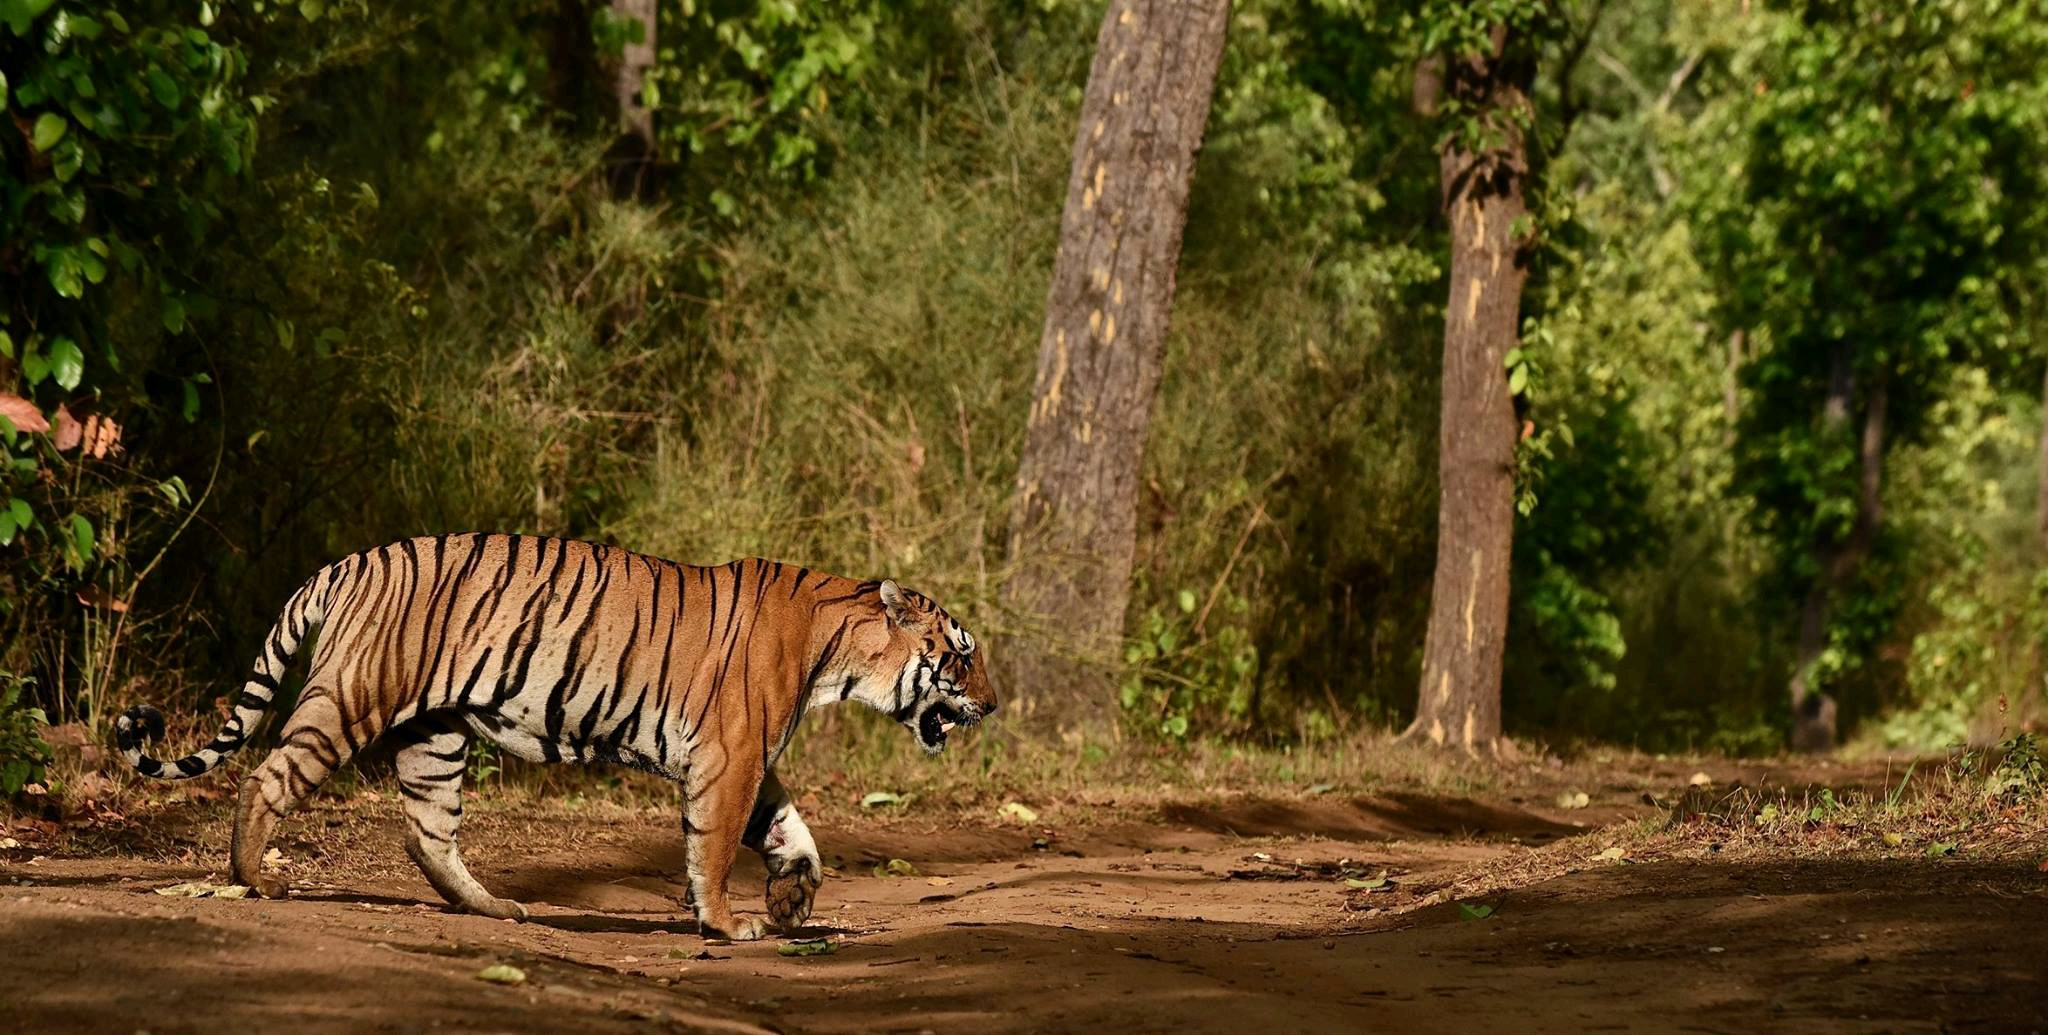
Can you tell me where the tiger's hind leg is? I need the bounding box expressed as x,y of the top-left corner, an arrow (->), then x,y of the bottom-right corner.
391,714 -> 527,921
743,771 -> 822,934
232,688 -> 355,899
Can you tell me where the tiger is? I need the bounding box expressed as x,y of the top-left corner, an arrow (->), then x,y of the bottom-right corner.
115,533 -> 999,941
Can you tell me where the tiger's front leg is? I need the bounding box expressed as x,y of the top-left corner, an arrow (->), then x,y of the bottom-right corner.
743,770 -> 822,934
683,767 -> 768,941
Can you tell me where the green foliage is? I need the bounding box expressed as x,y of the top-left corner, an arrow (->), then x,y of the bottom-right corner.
1988,732 -> 2043,804
0,674 -> 51,797
1690,0 -> 2048,702
3,0 -> 2047,759
1120,589 -> 1260,740
653,0 -> 887,187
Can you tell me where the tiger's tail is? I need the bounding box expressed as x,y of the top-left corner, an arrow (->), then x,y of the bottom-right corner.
118,569 -> 334,780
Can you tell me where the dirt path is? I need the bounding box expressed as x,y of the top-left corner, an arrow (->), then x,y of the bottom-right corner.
4,789 -> 2044,1034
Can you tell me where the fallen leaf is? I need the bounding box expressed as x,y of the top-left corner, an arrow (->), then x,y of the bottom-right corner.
1593,847 -> 1628,862
873,858 -> 920,878
1457,903 -> 1495,921
860,791 -> 906,809
1344,876 -> 1391,891
1305,782 -> 1337,796
924,876 -> 954,887
667,947 -> 694,960
2037,857 -> 2047,873
0,394 -> 49,434
1688,771 -> 1714,787
996,801 -> 1038,825
71,772 -> 117,802
1926,841 -> 1956,858
263,848 -> 289,868
72,586 -> 129,612
777,938 -> 838,957
0,838 -> 21,850
475,964 -> 526,985
154,882 -> 250,899
1556,791 -> 1591,810
1881,832 -> 1903,847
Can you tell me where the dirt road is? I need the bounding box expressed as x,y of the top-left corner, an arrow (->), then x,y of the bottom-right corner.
4,789 -> 2044,1034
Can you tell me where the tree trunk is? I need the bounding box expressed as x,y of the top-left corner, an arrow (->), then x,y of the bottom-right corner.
1000,0 -> 1232,732
604,0 -> 657,199
1788,348 -> 1886,753
1405,26 -> 1535,756
1723,328 -> 1744,435
2037,362 -> 2048,554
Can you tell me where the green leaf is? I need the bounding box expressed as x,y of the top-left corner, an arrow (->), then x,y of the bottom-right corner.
1503,348 -> 1525,368
0,0 -> 56,36
0,331 -> 12,360
8,498 -> 29,529
474,964 -> 525,985
162,297 -> 187,334
21,348 -> 48,386
777,938 -> 837,957
859,790 -> 905,808
30,113 -> 66,151
0,68 -> 9,108
0,510 -> 15,546
996,801 -> 1038,825
181,379 -> 202,422
145,66 -> 180,109
47,338 -> 82,390
1176,589 -> 1197,613
1925,841 -> 1956,858
1457,902 -> 1495,921
69,513 -> 94,563
1508,365 -> 1528,395
871,857 -> 919,878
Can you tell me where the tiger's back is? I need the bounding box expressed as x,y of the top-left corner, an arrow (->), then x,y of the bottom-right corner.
307,534 -> 840,774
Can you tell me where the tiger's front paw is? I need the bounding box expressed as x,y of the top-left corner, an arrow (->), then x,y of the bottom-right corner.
700,914 -> 768,942
766,858 -> 821,932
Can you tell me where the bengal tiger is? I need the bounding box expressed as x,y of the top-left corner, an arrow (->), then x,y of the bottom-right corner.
115,533 -> 999,940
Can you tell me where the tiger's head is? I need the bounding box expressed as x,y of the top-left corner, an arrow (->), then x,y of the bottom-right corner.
871,579 -> 999,754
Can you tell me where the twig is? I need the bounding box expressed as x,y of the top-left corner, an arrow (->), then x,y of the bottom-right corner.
94,346 -> 228,722
1194,499 -> 1268,637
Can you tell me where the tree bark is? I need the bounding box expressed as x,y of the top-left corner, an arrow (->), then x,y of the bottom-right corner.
1788,349 -> 1886,753
1000,0 -> 1232,732
2037,362 -> 2048,554
1405,25 -> 1535,756
604,0 -> 657,199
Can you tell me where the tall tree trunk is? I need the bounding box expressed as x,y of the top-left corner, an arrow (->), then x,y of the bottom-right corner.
1000,0 -> 1232,732
604,0 -> 657,199
1723,328 -> 1745,436
2037,362 -> 2048,554
1788,348 -> 1886,752
1405,25 -> 1535,756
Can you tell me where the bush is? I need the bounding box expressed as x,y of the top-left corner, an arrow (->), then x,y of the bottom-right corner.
0,676 -> 52,798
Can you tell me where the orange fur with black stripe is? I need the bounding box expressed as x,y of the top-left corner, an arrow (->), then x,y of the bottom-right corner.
116,534 -> 998,940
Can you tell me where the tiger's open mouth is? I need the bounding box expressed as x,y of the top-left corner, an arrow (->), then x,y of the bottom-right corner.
915,699 -> 979,753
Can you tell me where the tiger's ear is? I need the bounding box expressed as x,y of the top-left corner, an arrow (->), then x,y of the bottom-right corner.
879,579 -> 917,627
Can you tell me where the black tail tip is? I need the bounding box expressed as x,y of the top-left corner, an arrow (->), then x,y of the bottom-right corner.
116,705 -> 166,750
